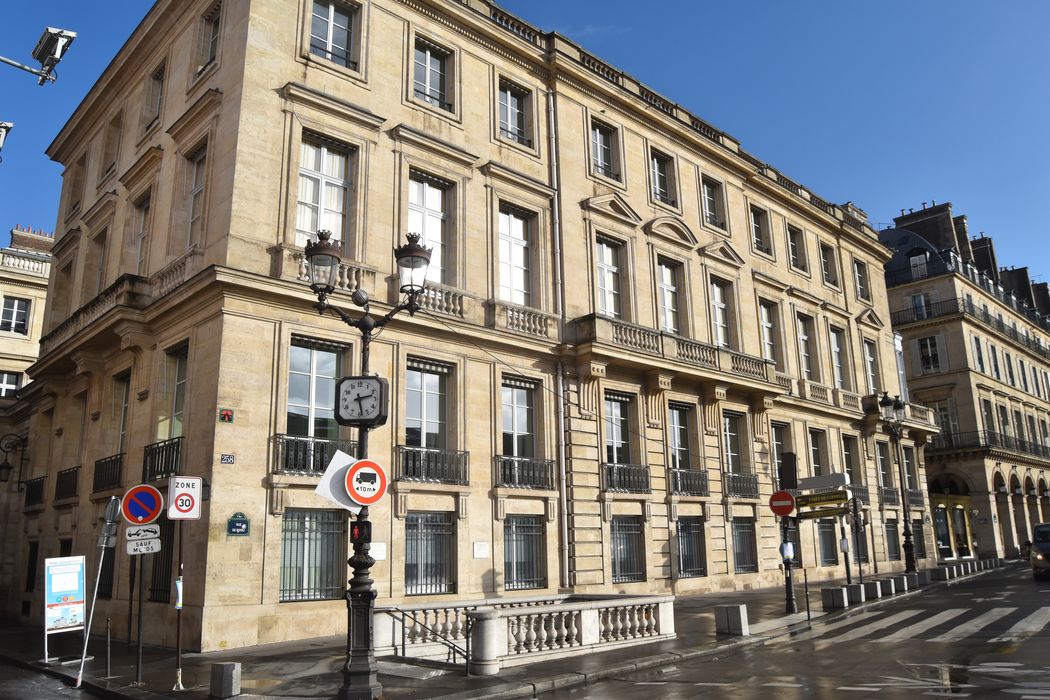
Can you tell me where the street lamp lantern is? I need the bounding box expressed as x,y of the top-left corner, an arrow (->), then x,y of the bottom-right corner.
393,232 -> 431,295
304,230 -> 343,295
878,391 -> 917,573
0,459 -> 11,482
0,433 -> 27,490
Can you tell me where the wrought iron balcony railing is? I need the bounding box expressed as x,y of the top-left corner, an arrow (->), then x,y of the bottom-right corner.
907,488 -> 925,507
669,468 -> 710,496
725,472 -> 760,499
24,477 -> 45,507
93,453 -> 124,492
143,436 -> 183,481
272,434 -> 358,476
396,445 -> 469,485
55,466 -> 80,500
602,463 -> 651,494
880,487 -> 899,506
929,430 -> 1050,461
849,484 -> 870,505
494,456 -> 555,490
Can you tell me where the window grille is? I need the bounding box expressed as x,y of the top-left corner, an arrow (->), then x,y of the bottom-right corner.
886,520 -> 901,561
148,519 -> 175,602
280,509 -> 347,602
504,516 -> 545,590
676,517 -> 706,577
611,516 -> 645,583
405,512 -> 456,595
912,520 -> 927,560
732,517 -> 757,573
817,520 -> 838,566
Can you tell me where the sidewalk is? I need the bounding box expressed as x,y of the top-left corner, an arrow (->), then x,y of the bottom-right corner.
0,566 -> 996,700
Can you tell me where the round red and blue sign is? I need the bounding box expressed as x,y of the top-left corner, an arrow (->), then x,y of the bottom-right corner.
122,484 -> 165,524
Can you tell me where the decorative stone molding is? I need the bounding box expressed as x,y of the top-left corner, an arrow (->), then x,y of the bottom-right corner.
457,493 -> 469,520
576,360 -> 606,420
644,371 -> 674,428
494,497 -> 506,521
545,497 -> 557,523
701,384 -> 728,435
749,395 -> 774,440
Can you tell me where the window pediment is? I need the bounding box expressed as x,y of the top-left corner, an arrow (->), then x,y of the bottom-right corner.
644,216 -> 698,248
697,240 -> 745,269
581,193 -> 641,228
856,307 -> 884,330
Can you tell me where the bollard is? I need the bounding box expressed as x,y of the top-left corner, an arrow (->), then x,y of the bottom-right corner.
820,587 -> 848,611
713,604 -> 749,636
106,617 -> 112,679
845,583 -> 866,605
862,580 -> 882,600
209,662 -> 241,699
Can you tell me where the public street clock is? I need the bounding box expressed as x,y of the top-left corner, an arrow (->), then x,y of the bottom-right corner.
336,376 -> 389,427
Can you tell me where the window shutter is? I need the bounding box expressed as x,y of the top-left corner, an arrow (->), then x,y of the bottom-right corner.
909,338 -> 922,376
936,334 -> 947,372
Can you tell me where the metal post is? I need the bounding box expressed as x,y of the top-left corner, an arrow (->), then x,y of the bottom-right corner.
339,328 -> 381,700
134,553 -> 145,686
851,496 -> 864,585
838,516 -> 852,585
126,557 -> 136,645
174,521 -> 184,691
896,434 -> 917,573
802,567 -> 811,624
106,617 -> 111,679
781,516 -> 797,614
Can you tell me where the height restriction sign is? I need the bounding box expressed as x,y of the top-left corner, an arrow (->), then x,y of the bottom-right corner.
167,476 -> 203,520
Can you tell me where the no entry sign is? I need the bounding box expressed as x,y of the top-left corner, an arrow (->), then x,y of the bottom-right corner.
344,459 -> 387,506
769,490 -> 796,517
121,485 -> 164,524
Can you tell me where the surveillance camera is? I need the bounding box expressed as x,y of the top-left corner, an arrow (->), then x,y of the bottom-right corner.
0,122 -> 12,152
32,27 -> 76,80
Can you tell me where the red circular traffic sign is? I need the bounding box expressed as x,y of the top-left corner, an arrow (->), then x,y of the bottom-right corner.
344,459 -> 388,506
122,484 -> 165,524
174,493 -> 195,514
769,490 -> 796,517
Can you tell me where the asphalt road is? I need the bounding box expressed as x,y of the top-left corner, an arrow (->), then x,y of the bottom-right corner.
546,565 -> 1050,699
0,662 -> 82,699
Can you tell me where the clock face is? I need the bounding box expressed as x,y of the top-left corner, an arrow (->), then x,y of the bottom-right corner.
336,376 -> 389,427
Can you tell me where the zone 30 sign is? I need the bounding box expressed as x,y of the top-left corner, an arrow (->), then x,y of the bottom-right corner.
168,477 -> 203,520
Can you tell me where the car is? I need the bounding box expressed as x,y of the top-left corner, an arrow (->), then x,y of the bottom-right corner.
1032,523 -> 1050,580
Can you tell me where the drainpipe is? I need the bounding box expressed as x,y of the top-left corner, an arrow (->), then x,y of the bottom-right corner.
547,71 -> 570,589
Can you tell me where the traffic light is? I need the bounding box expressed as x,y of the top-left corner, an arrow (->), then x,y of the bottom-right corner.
350,520 -> 372,545
778,452 -> 798,490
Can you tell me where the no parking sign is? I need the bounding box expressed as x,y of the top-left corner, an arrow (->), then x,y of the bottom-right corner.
168,476 -> 203,520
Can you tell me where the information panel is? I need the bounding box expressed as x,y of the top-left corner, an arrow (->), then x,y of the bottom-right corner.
44,556 -> 86,633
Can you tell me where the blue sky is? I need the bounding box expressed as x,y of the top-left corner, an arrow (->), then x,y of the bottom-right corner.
2,1 -> 1048,275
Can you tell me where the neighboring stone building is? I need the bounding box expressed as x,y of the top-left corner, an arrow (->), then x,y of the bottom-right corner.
4,0 -> 937,651
882,203 -> 1050,561
0,225 -> 53,616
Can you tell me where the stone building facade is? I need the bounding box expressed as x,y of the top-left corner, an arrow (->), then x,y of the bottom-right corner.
5,0 -> 937,651
883,203 -> 1050,561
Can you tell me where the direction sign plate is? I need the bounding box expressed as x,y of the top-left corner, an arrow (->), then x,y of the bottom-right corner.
796,506 -> 851,520
168,476 -> 203,520
795,490 -> 850,508
126,538 -> 162,555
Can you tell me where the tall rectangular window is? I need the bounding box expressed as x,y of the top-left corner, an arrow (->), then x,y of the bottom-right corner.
759,300 -> 779,367
604,394 -> 631,464
501,380 -> 534,459
771,422 -> 789,485
702,177 -> 725,229
408,173 -> 448,284
596,238 -> 621,318
787,224 -> 807,271
808,428 -> 827,476
406,365 -> 447,451
0,298 -> 30,334
498,80 -> 530,146
1019,359 -> 1030,392
668,404 -> 691,471
498,206 -> 531,306
611,516 -> 645,583
819,243 -> 838,285
710,278 -> 732,349
134,196 -> 151,275
818,520 -> 838,566
842,435 -> 860,485
143,64 -> 165,129
1004,351 -> 1016,385
918,336 -> 942,374
989,343 -> 1001,380
830,327 -> 847,389
115,373 -> 131,454
186,146 -> 207,250
1032,365 -> 1042,399
796,313 -> 816,381
287,341 -> 340,440
863,339 -> 879,393
0,372 -> 21,398
971,335 -> 985,372
928,399 -> 959,438
911,293 -> 933,320
166,347 -> 188,439
504,515 -> 545,590
677,517 -> 706,577
853,259 -> 871,300
279,509 -> 347,601
24,541 -> 39,593
197,2 -> 222,72
298,139 -> 350,248
876,441 -> 892,487
590,120 -> 618,180
100,112 -> 122,177
413,39 -> 450,111
722,411 -> 744,474
749,205 -> 771,254
886,520 -> 901,561
310,1 -> 355,68
903,446 -> 917,490
732,517 -> 758,573
656,258 -> 680,333
405,512 -> 456,594
649,149 -> 675,206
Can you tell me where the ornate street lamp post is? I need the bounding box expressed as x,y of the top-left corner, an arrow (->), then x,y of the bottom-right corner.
879,392 -> 917,573
303,229 -> 430,700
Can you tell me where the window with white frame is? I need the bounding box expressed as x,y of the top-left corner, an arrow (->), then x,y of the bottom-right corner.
749,205 -> 771,254
134,195 -> 151,275
819,243 -> 838,286
498,79 -> 530,146
876,441 -> 892,487
759,300 -> 780,367
667,403 -> 692,471
186,145 -> 207,250
918,336 -> 942,374
808,428 -> 828,476
842,434 -> 860,485
702,177 -> 726,229
771,421 -> 790,485
297,138 -> 351,248
408,173 -> 448,284
722,411 -> 745,474
903,446 -> 917,490
590,120 -> 619,180
818,520 -> 838,566
115,373 -> 131,454
853,259 -> 871,301
596,238 -> 622,318
710,278 -> 732,349
498,205 -> 531,306
1019,358 -> 1030,392
649,149 -> 675,206
0,298 -> 30,335
927,399 -> 959,438
787,224 -> 807,271
1004,350 -> 1015,385
796,313 -> 817,381
604,394 -> 632,464
971,335 -> 985,373
287,341 -> 341,440
0,371 -> 21,398
501,379 -> 535,459
894,334 -> 909,401
405,363 -> 448,451
830,326 -> 847,389
196,2 -> 222,73
863,339 -> 880,393
989,343 -> 1001,380
656,258 -> 680,333
310,0 -> 356,69
413,38 -> 451,111
1033,365 -> 1042,399
163,346 -> 188,439
911,293 -> 933,320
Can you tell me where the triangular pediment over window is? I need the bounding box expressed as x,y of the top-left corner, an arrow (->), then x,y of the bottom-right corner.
644,216 -> 698,248
581,193 -> 642,227
856,308 -> 885,329
698,240 -> 745,268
